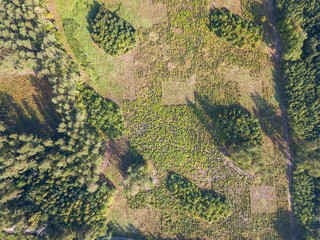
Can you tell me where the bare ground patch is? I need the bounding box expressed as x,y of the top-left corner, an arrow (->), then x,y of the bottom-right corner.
250,185 -> 277,214
162,81 -> 195,106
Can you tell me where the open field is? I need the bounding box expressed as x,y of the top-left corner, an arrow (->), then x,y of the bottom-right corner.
49,0 -> 292,238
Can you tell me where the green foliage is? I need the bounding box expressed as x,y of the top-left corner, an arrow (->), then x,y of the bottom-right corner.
296,139 -> 320,178
166,173 -> 231,224
276,1 -> 320,238
77,84 -> 124,138
276,0 -> 320,140
214,106 -> 262,147
293,171 -> 316,233
90,5 -> 136,55
0,1 -> 121,238
208,8 -> 263,49
284,61 -> 319,140
62,18 -> 89,66
277,18 -> 307,61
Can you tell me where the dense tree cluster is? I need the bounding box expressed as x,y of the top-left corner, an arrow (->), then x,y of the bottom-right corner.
292,171 -> 316,236
89,5 -> 136,55
166,173 -> 231,224
0,0 -> 124,238
214,106 -> 262,148
76,84 -> 124,138
276,0 -> 320,238
276,0 -> 320,140
208,8 -> 263,49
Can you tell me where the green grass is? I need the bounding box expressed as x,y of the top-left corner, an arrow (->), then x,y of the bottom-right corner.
54,0 -> 166,101
55,0 -> 122,100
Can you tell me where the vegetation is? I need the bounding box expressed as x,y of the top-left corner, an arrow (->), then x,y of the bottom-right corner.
292,171 -> 316,238
0,0 -> 123,238
214,105 -> 262,147
90,5 -> 136,55
77,84 -> 124,138
0,0 -> 297,239
166,173 -> 231,223
209,8 -> 263,49
276,0 -> 320,238
277,18 -> 307,61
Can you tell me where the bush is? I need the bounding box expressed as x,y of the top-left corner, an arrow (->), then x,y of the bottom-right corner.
89,6 -> 136,55
209,8 -> 263,49
214,105 -> 262,147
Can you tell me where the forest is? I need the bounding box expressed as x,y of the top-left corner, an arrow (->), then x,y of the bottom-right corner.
0,0 -> 319,239
276,0 -> 320,238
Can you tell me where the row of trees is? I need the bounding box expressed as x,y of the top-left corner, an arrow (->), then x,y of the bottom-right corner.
0,0 -> 124,239
276,0 -> 320,238
208,8 -> 263,49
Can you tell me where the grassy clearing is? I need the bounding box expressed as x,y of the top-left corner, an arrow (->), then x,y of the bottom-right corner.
52,0 -> 291,238
53,0 -> 166,102
0,74 -> 58,136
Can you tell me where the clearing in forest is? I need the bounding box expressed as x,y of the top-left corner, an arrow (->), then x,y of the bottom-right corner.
51,0 -> 291,239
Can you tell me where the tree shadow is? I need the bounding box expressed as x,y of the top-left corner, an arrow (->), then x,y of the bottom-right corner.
251,93 -> 288,156
103,138 -> 145,177
86,0 -> 101,25
106,221 -> 172,240
0,77 -> 59,137
272,208 -> 292,240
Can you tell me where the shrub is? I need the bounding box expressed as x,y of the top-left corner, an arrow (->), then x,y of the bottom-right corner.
89,6 -> 136,55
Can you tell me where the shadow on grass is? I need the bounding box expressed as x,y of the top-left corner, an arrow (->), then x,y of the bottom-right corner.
251,93 -> 289,157
106,221 -> 173,240
0,77 -> 59,137
104,138 -> 145,177
273,208 -> 292,240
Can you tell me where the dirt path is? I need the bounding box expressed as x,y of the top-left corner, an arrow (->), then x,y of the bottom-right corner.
268,0 -> 296,239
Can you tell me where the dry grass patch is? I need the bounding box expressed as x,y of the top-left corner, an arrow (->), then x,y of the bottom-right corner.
108,192 -> 161,236
0,74 -> 58,136
208,0 -> 242,15
220,65 -> 274,111
162,81 -> 195,106
250,185 -> 277,214
103,0 -> 168,29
